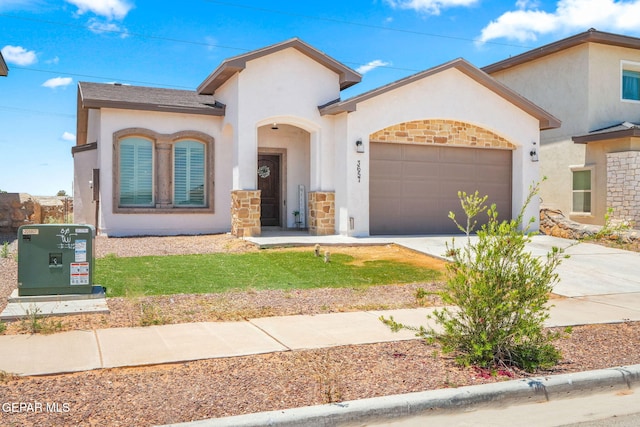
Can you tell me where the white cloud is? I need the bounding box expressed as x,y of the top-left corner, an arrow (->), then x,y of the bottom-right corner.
61,132 -> 76,142
385,0 -> 479,15
515,0 -> 539,8
88,18 -> 128,37
356,59 -> 391,74
42,77 -> 73,89
65,0 -> 133,20
45,56 -> 60,65
1,45 -> 37,66
204,36 -> 218,52
0,0 -> 42,12
479,0 -> 640,43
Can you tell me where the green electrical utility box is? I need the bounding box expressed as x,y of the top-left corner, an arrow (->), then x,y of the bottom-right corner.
17,224 -> 95,296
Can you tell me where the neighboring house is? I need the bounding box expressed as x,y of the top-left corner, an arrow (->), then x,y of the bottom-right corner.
484,29 -> 640,227
0,51 -> 8,76
73,38 -> 558,237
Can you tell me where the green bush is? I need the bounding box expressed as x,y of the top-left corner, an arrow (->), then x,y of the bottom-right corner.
0,242 -> 9,258
382,184 -> 568,372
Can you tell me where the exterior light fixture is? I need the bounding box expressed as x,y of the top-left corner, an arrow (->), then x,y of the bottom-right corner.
271,123 -> 279,130
530,142 -> 539,162
355,139 -> 364,153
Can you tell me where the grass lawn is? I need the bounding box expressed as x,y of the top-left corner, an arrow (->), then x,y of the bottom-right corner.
96,250 -> 441,297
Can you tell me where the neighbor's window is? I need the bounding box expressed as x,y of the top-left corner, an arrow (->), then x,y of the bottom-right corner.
572,169 -> 591,213
119,137 -> 154,206
174,140 -> 205,206
622,61 -> 640,101
623,70 -> 640,101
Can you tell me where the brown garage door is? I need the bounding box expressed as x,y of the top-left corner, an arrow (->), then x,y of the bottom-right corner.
370,143 -> 512,235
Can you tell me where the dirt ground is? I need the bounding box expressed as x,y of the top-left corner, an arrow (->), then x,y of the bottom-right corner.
0,236 -> 448,334
1,233 -> 639,426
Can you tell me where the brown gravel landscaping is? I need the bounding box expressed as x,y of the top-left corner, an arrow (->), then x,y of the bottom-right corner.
1,233 -> 640,426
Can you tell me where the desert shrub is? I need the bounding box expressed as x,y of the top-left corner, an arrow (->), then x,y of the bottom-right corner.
382,184 -> 567,372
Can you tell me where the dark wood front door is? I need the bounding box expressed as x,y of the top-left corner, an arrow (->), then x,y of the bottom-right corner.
258,154 -> 280,227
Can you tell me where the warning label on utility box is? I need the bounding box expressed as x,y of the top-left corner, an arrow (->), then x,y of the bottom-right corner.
70,262 -> 90,285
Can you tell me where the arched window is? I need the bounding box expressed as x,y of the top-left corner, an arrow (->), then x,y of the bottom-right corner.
174,140 -> 205,206
119,137 -> 154,206
113,128 -> 214,213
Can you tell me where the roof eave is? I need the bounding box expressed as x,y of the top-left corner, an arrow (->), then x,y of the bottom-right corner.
197,38 -> 361,95
0,52 -> 7,76
81,99 -> 226,116
483,29 -> 640,74
76,86 -> 89,146
573,127 -> 640,143
320,58 -> 561,130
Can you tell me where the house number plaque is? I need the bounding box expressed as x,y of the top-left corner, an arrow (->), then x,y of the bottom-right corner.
357,160 -> 362,183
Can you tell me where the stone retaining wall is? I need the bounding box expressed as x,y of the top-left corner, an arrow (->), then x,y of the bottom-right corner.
0,193 -> 74,232
540,208 -> 639,242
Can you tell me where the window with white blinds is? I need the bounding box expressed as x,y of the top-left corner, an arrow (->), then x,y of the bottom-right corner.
174,140 -> 205,206
119,137 -> 154,206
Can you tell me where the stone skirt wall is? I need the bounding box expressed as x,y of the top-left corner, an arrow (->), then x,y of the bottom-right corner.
230,190 -> 261,238
308,191 -> 335,236
607,151 -> 640,226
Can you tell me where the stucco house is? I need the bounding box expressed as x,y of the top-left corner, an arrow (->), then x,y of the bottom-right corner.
485,29 -> 640,228
73,38 -> 558,237
0,51 -> 8,77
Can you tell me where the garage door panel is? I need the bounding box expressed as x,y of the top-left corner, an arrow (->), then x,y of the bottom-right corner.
476,149 -> 510,165
476,164 -> 510,181
370,143 -> 512,235
370,160 -> 403,179
403,162 -> 441,179
370,183 -> 403,199
371,143 -> 402,160
402,145 -> 441,162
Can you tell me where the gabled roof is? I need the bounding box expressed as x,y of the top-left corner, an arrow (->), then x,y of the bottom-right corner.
483,29 -> 640,74
319,58 -> 561,130
78,81 -> 225,115
197,38 -> 361,95
0,51 -> 8,77
573,121 -> 640,143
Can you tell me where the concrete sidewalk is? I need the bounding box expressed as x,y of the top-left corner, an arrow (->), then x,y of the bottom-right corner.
1,234 -> 640,376
2,295 -> 640,376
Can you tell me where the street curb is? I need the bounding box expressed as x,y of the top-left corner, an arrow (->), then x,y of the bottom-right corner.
159,364 -> 640,427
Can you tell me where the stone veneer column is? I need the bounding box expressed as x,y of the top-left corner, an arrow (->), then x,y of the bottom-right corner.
308,191 -> 335,236
607,151 -> 640,226
230,190 -> 261,237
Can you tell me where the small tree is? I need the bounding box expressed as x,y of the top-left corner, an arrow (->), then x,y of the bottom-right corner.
382,183 -> 568,372
56,190 -> 67,197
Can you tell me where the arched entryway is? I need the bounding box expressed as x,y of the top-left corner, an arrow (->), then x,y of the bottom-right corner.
257,123 -> 310,230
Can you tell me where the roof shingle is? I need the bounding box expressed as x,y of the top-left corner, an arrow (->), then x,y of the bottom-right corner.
78,82 -> 225,116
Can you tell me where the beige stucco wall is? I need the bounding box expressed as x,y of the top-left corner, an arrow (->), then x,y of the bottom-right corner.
215,48 -> 340,194
335,67 -> 542,236
92,108 -> 229,236
73,147 -> 97,225
489,43 -> 640,223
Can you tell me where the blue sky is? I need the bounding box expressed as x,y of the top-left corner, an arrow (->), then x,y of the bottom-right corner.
2,0 -> 640,196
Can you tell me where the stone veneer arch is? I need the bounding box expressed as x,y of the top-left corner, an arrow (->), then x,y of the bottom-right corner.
369,119 -> 516,150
